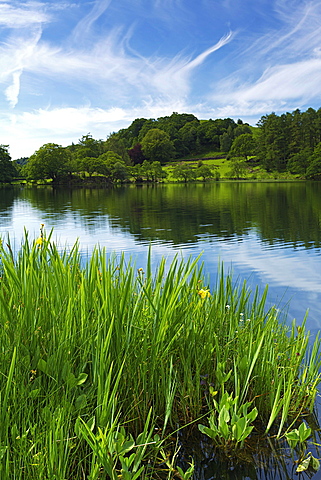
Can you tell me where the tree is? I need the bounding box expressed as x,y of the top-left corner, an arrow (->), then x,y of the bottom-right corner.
233,124 -> 252,137
172,163 -> 196,182
227,157 -> 247,178
177,120 -> 199,154
81,156 -> 110,176
306,143 -> 321,179
150,161 -> 167,182
197,119 -> 220,149
24,143 -> 71,181
220,131 -> 233,152
127,118 -> 150,140
129,164 -> 144,182
287,147 -> 312,175
112,162 -> 128,182
138,160 -> 153,181
76,134 -> 104,158
229,133 -> 257,159
128,143 -> 146,165
138,119 -> 158,142
70,134 -> 105,174
104,133 -> 130,164
97,151 -> 129,182
256,113 -> 290,171
141,128 -> 175,163
196,164 -> 217,181
0,145 -> 17,183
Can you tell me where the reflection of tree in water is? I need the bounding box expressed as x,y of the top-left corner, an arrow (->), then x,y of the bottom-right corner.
20,183 -> 321,249
256,183 -> 321,250
177,425 -> 321,480
0,186 -> 17,226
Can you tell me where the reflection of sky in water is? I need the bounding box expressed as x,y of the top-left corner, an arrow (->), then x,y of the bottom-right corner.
2,199 -> 321,336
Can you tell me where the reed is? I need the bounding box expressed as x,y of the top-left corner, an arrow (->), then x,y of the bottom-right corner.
0,231 -> 320,478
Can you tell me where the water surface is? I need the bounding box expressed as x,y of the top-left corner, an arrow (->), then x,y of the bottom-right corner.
1,182 -> 320,334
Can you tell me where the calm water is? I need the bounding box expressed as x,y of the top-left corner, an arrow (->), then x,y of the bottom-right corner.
1,182 -> 320,334
1,182 -> 321,479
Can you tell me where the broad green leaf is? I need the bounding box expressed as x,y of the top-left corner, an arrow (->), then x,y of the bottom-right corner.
120,452 -> 135,470
298,422 -> 312,442
75,394 -> 87,410
219,420 -> 230,439
218,405 -> 230,426
296,455 -> 311,472
66,372 -> 77,388
117,439 -> 135,455
198,424 -> 218,440
76,372 -> 88,385
285,430 -> 299,441
37,358 -> 48,375
233,417 -> 246,441
240,425 -> 253,441
247,407 -> 258,422
311,455 -> 320,471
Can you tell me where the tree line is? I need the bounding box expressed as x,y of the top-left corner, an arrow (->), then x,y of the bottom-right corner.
1,107 -> 321,183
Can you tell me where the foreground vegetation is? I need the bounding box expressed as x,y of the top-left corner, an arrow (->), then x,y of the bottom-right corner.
0,230 -> 320,478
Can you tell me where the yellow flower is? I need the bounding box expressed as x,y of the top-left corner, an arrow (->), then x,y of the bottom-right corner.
35,237 -> 43,245
198,288 -> 211,299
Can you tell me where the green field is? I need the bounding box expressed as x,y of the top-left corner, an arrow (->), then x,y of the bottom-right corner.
164,151 -> 301,182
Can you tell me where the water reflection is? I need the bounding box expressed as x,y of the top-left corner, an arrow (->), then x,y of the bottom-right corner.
12,183 -> 321,248
178,418 -> 321,480
1,183 -> 321,332
0,186 -> 16,226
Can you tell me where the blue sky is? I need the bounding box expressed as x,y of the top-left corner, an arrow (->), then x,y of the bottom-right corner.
1,0 -> 321,159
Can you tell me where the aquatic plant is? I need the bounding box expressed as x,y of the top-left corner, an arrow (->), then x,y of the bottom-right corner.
0,228 -> 320,478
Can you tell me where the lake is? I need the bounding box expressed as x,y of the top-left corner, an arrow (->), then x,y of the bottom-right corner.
1,181 -> 321,479
2,181 -> 321,334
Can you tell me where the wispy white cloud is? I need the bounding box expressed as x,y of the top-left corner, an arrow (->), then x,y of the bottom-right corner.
71,0 -> 113,44
144,32 -> 233,99
214,58 -> 321,114
0,14 -> 232,107
5,70 -> 22,107
0,1 -> 50,27
250,1 -> 321,60
179,32 -> 233,73
0,27 -> 42,106
211,0 -> 321,117
0,0 -> 233,116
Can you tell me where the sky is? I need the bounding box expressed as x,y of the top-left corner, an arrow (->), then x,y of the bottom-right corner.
1,0 -> 321,159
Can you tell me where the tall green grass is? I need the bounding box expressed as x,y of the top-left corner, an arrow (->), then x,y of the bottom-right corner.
0,231 -> 320,478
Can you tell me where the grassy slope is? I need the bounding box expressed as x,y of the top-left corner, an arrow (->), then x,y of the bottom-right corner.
164,148 -> 301,181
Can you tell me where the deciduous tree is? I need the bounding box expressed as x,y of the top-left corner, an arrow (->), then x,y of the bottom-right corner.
196,164 -> 217,181
0,145 -> 17,183
229,133 -> 257,159
24,143 -> 71,181
128,143 -> 146,165
141,128 -> 175,163
172,163 -> 196,182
